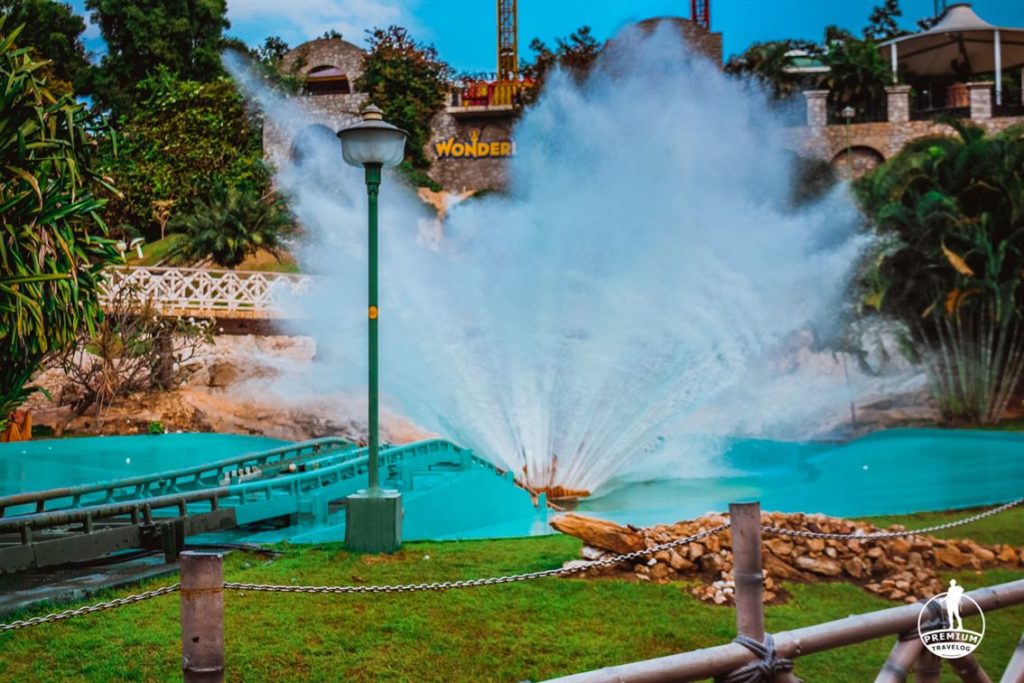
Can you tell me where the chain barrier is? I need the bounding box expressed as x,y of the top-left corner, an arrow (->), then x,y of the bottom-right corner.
2,497 -> 1021,628
761,496 -> 1024,540
0,583 -> 180,632
224,524 -> 731,594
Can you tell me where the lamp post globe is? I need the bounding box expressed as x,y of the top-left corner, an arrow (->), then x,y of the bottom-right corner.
336,105 -> 408,553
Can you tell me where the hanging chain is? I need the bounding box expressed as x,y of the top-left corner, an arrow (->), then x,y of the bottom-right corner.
762,497 -> 1024,540
224,524 -> 731,594
0,584 -> 180,632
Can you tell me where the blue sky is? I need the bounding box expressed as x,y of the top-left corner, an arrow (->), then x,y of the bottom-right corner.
68,0 -> 1023,73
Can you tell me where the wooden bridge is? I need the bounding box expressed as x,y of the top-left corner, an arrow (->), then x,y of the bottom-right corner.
100,267 -> 312,331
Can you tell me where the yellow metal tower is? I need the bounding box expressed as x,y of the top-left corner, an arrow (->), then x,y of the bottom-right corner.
497,0 -> 518,81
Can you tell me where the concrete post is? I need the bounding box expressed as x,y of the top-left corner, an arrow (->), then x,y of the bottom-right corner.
729,501 -> 765,643
967,82 -> 994,121
885,85 -> 912,123
180,552 -> 225,683
803,90 -> 829,128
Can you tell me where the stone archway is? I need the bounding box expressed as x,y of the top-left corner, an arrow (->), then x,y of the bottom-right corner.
830,145 -> 885,179
289,123 -> 342,167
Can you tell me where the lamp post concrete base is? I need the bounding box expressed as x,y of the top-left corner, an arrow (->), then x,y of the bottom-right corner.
345,489 -> 402,553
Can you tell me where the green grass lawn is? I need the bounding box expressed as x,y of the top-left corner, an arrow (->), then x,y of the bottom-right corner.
1,507 -> 1022,682
125,234 -> 186,267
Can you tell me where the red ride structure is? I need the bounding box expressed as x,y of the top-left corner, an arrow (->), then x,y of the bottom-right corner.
691,0 -> 710,30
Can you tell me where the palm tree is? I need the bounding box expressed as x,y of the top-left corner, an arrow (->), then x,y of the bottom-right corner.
857,122 -> 1024,423
169,184 -> 293,269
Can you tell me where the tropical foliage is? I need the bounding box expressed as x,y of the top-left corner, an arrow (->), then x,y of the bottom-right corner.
84,0 -> 230,113
523,25 -> 600,101
96,70 -> 269,241
0,0 -> 91,95
356,26 -> 453,172
168,183 -> 293,269
857,123 -> 1024,423
724,39 -> 818,100
0,22 -> 119,429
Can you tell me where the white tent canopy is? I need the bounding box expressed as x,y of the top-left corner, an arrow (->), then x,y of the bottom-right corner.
879,3 -> 1024,105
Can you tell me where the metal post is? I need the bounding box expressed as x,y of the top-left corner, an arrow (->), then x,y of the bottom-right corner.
914,650 -> 942,682
180,552 -> 224,683
994,30 -> 1002,107
875,637 -> 923,683
949,654 -> 992,683
729,501 -> 765,643
1002,632 -> 1024,683
345,162 -> 402,553
846,117 -> 853,178
365,161 -> 382,493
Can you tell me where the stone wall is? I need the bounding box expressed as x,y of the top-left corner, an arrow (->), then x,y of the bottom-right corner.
791,84 -> 1024,177
263,39 -> 369,168
629,17 -> 723,64
425,111 -> 517,191
280,37 -> 364,81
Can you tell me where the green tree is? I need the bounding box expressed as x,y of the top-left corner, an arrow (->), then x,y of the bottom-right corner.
863,0 -> 909,42
0,0 -> 91,95
523,26 -> 600,103
254,35 -> 290,66
356,26 -> 452,171
168,183 -> 292,269
821,27 -> 890,115
96,69 -> 268,239
85,0 -> 229,112
0,22 -> 118,428
724,39 -> 819,99
857,122 -> 1024,423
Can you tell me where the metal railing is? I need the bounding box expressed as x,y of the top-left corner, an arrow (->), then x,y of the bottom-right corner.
0,437 -> 353,518
0,438 -> 490,572
100,266 -> 312,315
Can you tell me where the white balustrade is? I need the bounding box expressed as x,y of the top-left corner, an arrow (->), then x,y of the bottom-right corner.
100,267 -> 311,317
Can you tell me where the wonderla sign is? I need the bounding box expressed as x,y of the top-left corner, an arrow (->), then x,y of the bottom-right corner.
434,129 -> 514,159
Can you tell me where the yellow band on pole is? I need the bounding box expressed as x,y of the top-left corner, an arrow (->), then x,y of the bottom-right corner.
369,306 -> 378,320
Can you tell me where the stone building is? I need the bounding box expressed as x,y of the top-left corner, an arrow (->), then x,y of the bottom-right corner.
262,37 -> 368,169
265,15 -> 725,193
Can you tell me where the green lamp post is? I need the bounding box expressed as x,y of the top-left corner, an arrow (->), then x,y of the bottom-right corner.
337,105 -> 408,552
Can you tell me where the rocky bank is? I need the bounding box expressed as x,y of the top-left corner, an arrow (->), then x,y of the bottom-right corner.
25,335 -> 430,443
552,512 -> 1022,605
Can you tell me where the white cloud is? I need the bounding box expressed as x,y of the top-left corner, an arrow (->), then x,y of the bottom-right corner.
227,0 -> 424,47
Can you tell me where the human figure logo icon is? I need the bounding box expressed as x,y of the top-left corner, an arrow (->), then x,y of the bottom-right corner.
918,579 -> 985,659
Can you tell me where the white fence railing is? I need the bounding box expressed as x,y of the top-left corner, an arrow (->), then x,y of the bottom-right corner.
100,267 -> 311,315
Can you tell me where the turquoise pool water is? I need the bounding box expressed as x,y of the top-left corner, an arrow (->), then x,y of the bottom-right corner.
1,429 -> 1020,535
582,428 -> 1024,527
0,433 -> 287,496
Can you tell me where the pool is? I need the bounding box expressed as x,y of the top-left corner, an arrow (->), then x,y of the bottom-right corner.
0,433 -> 288,496
1,429 -> 1020,534
581,428 -> 1024,527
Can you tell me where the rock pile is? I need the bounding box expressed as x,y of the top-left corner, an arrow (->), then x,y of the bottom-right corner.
551,512 -> 1022,605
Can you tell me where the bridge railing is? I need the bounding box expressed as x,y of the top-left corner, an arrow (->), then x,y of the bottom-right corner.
0,437 -> 352,518
100,266 -> 312,315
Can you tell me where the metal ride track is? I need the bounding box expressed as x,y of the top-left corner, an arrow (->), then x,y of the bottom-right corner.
0,438 -> 496,572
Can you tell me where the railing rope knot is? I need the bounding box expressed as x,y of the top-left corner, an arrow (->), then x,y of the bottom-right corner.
715,634 -> 796,683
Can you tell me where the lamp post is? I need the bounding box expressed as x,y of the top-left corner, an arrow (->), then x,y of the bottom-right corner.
337,105 -> 408,553
841,105 -> 855,179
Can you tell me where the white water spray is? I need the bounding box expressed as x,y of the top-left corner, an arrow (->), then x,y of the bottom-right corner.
225,25 -> 876,495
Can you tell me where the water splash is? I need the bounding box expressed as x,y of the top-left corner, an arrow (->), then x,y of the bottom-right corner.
224,25 -> 873,495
